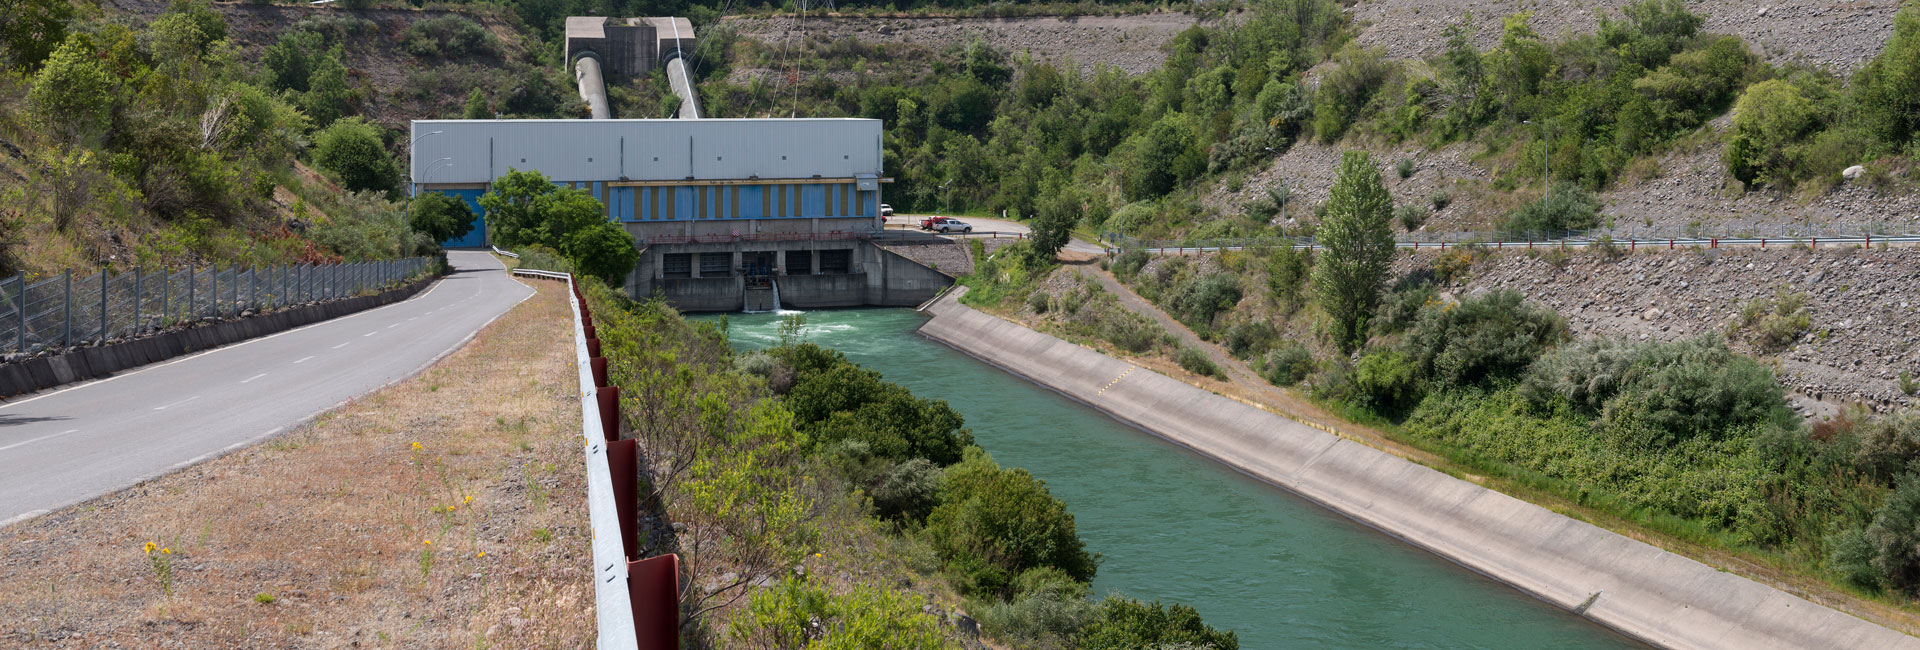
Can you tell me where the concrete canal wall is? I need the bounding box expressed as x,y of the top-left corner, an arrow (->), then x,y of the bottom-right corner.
915,288 -> 1918,650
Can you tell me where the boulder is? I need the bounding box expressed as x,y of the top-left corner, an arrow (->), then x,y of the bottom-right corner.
1843,165 -> 1866,180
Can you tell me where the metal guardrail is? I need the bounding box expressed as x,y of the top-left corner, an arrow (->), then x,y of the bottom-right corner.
511,267 -> 672,650
492,245 -> 520,259
1106,222 -> 1920,254
1115,234 -> 1920,255
0,257 -> 433,356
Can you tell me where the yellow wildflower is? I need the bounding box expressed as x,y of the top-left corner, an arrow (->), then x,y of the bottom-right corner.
476,551 -> 487,558
411,442 -> 423,451
423,539 -> 433,546
144,541 -> 157,554
463,495 -> 473,504
162,548 -> 172,555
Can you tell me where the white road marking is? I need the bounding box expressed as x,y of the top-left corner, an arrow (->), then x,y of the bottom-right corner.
240,373 -> 268,384
387,323 -> 400,329
407,317 -> 418,321
363,331 -> 378,337
294,355 -> 316,364
333,342 -> 350,349
0,429 -> 80,453
153,396 -> 199,410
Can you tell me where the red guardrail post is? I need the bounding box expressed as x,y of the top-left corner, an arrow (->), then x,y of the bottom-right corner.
591,357 -> 609,389
629,554 -> 681,650
608,438 -> 640,560
596,386 -> 620,443
1710,237 -> 1718,249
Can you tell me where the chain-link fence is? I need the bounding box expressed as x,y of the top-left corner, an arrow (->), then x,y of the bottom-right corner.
0,257 -> 433,356
1106,220 -> 1920,251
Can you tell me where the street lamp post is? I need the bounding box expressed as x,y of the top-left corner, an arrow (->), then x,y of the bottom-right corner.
405,131 -> 446,196
939,179 -> 954,216
1524,119 -> 1549,202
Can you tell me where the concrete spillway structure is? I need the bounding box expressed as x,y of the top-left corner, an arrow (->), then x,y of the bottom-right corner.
565,16 -> 700,120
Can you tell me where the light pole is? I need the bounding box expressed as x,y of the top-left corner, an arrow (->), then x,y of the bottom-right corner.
405,131 -> 446,196
939,179 -> 954,216
1524,119 -> 1548,202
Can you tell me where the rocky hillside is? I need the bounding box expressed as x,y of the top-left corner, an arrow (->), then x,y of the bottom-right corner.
1412,246 -> 1920,416
723,12 -> 1196,76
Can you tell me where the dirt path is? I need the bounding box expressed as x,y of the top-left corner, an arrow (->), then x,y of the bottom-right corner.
0,282 -> 594,648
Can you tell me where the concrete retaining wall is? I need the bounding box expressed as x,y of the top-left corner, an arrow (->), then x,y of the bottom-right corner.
0,274 -> 440,400
915,288 -> 1919,650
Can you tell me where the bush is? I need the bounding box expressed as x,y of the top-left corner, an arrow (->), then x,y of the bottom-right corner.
1395,203 -> 1427,231
1177,347 -> 1222,379
1111,249 -> 1150,278
1428,189 -> 1452,211
512,243 -> 574,275
729,577 -> 957,650
1261,344 -> 1314,386
786,362 -> 974,467
873,458 -> 941,523
1396,158 -> 1415,179
1401,289 -> 1567,386
976,569 -> 1097,649
1523,336 -> 1793,446
1311,47 -> 1395,143
1354,347 -> 1420,413
563,220 -> 640,285
407,192 -> 474,245
312,117 -> 399,197
1732,290 -> 1810,353
1725,79 -> 1821,188
1027,290 -> 1051,313
1076,596 -> 1239,650
403,15 -> 497,59
926,447 -> 1095,599
1167,272 -> 1242,330
1834,473 -> 1920,594
1222,320 -> 1276,359
1264,245 -> 1311,313
1499,187 -> 1601,238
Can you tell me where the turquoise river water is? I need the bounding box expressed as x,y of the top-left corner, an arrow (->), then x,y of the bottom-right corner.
709,308 -> 1642,649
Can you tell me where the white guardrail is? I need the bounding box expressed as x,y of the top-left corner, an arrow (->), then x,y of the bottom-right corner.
511,267 -> 640,649
492,245 -> 521,259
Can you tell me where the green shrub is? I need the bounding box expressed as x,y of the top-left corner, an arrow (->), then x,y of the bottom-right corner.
976,568 -> 1097,649
1401,289 -> 1567,386
1167,272 -> 1242,330
1725,79 -> 1821,188
729,577 -> 958,650
1524,336 -> 1793,445
1111,249 -> 1150,278
1076,596 -> 1239,650
407,192 -> 474,245
1354,347 -> 1420,413
1902,371 -> 1918,396
1833,473 -> 1920,594
1732,290 -> 1810,353
1027,290 -> 1051,313
1222,320 -> 1276,359
1264,245 -> 1311,313
787,363 -> 974,467
1395,203 -> 1427,232
513,243 -> 574,275
1499,187 -> 1601,238
1177,347 -> 1222,379
1099,313 -> 1166,353
926,447 -> 1095,599
312,117 -> 399,197
1428,189 -> 1452,211
1395,158 -> 1415,178
1311,47 -> 1395,143
873,458 -> 941,523
1261,344 -> 1314,387
403,15 -> 497,59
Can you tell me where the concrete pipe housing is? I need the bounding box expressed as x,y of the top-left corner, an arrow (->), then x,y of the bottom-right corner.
562,16 -> 701,120
661,49 -> 702,120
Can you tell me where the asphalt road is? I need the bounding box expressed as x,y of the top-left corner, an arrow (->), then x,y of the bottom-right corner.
0,251 -> 533,528
882,214 -> 1106,254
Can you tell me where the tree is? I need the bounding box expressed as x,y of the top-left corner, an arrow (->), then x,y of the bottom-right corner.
408,192 -> 475,245
312,117 -> 400,197
302,46 -> 354,127
27,36 -> 113,144
926,447 -> 1095,599
1025,191 -> 1077,267
1312,151 -> 1396,352
1852,5 -> 1920,152
565,221 -> 640,284
1724,79 -> 1818,187
477,168 -> 557,247
462,88 -> 490,119
0,0 -> 74,72
1077,597 -> 1239,650
261,30 -> 323,93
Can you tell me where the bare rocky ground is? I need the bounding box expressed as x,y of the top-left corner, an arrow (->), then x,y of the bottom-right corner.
1352,0 -> 1901,75
723,13 -> 1197,75
1404,246 -> 1920,418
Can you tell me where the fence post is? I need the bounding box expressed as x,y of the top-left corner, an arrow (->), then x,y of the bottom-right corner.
99,270 -> 107,342
210,266 -> 218,319
230,267 -> 239,316
188,266 -> 196,321
133,268 -> 143,334
159,268 -> 169,329
14,274 -> 23,353
63,270 -> 72,347
249,267 -> 257,313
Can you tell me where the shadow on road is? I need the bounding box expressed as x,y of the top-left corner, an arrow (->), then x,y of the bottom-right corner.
0,414 -> 71,428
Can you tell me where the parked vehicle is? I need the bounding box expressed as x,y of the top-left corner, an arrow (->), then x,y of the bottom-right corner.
921,217 -> 972,233
879,203 -> 894,216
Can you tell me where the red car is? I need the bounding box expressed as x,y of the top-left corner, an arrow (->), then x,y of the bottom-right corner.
920,217 -> 973,233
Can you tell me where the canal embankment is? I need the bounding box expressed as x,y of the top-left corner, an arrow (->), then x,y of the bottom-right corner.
915,287 -> 1920,650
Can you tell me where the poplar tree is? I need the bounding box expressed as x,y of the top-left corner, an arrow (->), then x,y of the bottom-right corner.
1312,150 -> 1395,352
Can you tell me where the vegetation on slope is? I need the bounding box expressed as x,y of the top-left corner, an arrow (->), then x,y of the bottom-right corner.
583,281 -> 1236,648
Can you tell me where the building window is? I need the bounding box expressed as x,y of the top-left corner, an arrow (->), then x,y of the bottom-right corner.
792,184 -> 802,217
665,186 -> 675,220
761,184 -> 771,217
731,186 -> 742,219
786,250 -> 812,274
819,249 -> 852,274
663,253 -> 693,278
649,187 -> 660,220
698,253 -> 731,277
776,185 -> 787,218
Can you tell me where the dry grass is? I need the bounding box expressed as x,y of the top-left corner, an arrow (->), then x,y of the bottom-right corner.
0,280 -> 594,648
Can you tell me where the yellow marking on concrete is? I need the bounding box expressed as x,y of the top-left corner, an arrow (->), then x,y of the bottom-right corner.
1097,366 -> 1137,396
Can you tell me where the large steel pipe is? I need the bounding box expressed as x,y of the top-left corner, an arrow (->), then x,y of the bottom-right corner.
574,54 -> 612,120
663,55 -> 701,120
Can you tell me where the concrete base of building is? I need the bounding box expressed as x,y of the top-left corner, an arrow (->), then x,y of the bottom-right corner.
625,240 -> 950,313
915,287 -> 1920,650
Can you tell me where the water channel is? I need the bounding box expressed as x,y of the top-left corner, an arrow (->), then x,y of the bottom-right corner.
709,308 -> 1642,649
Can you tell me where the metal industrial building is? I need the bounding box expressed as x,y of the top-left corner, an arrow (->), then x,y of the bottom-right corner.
410,118 -> 948,311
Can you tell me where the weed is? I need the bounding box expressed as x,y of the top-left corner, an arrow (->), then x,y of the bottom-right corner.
418,540 -> 436,578
1396,158 -> 1415,179
254,593 -> 276,604
143,542 -> 175,595
531,528 -> 553,543
1901,371 -> 1917,396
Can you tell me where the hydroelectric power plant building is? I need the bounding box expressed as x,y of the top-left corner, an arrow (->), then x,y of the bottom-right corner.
409,118 -> 952,311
